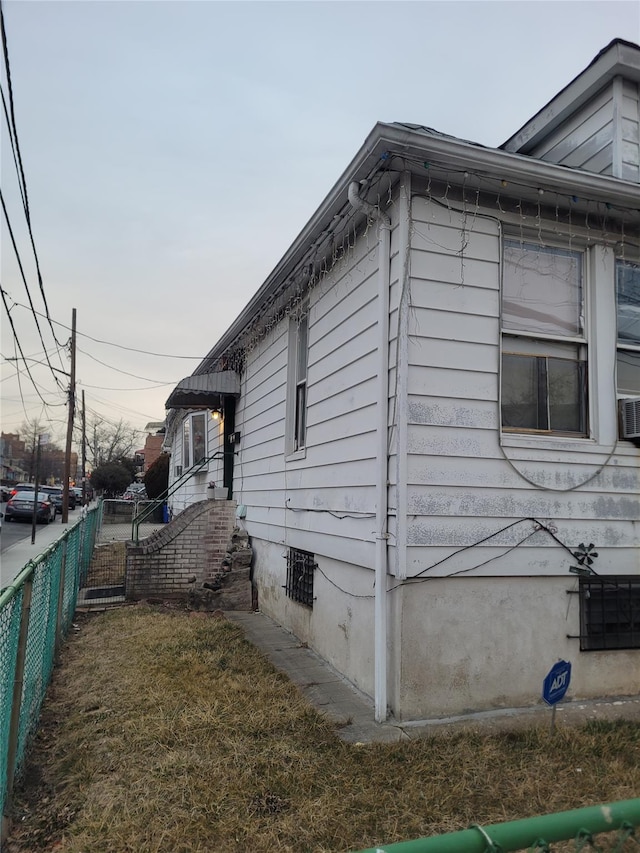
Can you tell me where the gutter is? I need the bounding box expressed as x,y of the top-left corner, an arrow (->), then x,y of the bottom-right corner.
348,180 -> 391,723
196,121 -> 639,373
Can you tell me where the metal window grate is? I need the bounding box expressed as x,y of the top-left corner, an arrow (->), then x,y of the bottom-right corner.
286,548 -> 315,608
579,576 -> 640,651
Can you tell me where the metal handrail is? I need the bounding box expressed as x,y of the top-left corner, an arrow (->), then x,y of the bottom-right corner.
131,451 -> 228,543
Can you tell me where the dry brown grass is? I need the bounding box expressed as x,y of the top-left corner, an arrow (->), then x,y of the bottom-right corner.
7,606 -> 640,853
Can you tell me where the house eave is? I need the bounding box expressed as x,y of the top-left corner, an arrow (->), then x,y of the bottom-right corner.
501,39 -> 640,154
195,120 -> 640,368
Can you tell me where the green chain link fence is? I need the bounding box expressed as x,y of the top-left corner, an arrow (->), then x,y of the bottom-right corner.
0,506 -> 99,840
355,798 -> 640,853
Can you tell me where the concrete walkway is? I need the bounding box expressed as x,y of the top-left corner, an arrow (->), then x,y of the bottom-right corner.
0,516 -> 75,591
227,611 -> 640,744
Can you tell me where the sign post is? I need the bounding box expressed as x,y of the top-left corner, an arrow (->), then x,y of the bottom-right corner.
542,659 -> 572,733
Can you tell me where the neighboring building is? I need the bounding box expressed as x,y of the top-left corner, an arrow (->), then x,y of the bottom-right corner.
0,433 -> 29,483
164,40 -> 640,722
141,422 -> 166,473
0,432 -> 77,485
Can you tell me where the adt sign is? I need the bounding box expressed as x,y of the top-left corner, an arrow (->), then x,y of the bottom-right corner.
542,660 -> 572,706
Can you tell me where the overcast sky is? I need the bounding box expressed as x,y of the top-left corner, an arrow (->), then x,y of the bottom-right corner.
1,0 -> 639,451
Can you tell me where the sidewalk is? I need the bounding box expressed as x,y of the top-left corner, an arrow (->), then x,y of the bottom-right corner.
227,611 -> 640,744
0,517 -> 78,591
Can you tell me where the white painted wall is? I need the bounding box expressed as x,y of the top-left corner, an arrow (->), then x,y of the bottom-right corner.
396,576 -> 640,720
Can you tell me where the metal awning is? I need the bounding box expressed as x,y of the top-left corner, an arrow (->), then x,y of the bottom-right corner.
165,370 -> 240,409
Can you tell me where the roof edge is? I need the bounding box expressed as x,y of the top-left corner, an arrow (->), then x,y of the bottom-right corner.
502,38 -> 640,154
194,121 -> 640,369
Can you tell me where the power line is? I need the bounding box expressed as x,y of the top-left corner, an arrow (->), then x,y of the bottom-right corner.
0,0 -> 62,350
76,345 -> 179,384
8,299 -> 206,358
1,285 -> 55,408
0,199 -> 66,389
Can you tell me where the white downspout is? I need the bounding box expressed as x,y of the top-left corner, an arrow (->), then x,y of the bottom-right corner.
348,180 -> 391,722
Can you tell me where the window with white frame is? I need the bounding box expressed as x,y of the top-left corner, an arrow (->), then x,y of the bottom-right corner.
182,412 -> 207,468
287,309 -> 308,454
616,260 -> 640,396
501,240 -> 588,436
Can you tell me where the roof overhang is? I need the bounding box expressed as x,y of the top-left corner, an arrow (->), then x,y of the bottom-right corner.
502,39 -> 640,154
165,370 -> 240,410
193,118 -> 640,370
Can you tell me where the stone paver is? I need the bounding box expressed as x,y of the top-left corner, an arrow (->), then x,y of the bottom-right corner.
227,610 -> 640,744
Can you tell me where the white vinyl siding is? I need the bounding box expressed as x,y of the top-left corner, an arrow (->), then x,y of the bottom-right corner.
403,192 -> 639,580
525,78 -> 640,182
621,79 -> 640,182
528,84 -> 615,176
233,221 -> 388,571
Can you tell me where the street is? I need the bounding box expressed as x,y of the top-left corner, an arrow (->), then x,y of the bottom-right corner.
0,506 -> 83,591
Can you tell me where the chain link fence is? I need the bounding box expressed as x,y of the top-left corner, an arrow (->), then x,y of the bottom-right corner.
97,499 -> 166,544
0,506 -> 99,840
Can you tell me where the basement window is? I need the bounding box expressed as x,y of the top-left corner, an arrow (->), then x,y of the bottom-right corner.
285,548 -> 315,608
579,576 -> 640,651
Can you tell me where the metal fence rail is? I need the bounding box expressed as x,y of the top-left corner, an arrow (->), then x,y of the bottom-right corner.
0,506 -> 99,841
98,499 -> 165,544
356,798 -> 640,853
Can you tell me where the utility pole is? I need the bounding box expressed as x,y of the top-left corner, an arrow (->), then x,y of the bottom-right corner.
62,308 -> 76,523
81,390 -> 87,505
30,434 -> 42,544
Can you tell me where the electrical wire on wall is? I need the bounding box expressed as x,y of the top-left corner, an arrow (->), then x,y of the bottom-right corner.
408,182 -> 628,492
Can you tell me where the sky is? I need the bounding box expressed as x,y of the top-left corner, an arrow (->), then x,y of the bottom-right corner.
1,0 -> 639,452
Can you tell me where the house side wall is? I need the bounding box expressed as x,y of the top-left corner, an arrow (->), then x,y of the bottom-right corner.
527,83 -> 615,176
233,208 -> 401,692
621,79 -> 640,182
397,576 -> 640,720
387,189 -> 639,720
404,192 -> 639,581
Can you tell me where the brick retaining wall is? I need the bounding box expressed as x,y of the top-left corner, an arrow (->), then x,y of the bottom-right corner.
126,499 -> 238,599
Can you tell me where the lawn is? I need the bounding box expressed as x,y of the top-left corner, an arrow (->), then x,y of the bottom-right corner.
6,605 -> 640,852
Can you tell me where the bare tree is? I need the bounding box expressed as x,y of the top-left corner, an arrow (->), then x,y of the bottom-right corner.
83,415 -> 141,469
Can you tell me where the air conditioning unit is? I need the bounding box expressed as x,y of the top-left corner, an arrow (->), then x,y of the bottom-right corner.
619,397 -> 640,440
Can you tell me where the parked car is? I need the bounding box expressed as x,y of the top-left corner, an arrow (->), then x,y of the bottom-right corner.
10,482 -> 33,497
72,485 -> 94,505
5,490 -> 56,524
40,486 -> 77,513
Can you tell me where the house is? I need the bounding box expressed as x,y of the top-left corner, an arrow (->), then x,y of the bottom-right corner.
141,421 -> 166,473
164,39 -> 640,722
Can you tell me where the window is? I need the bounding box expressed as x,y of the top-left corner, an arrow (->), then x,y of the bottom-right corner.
579,576 -> 640,651
182,412 -> 207,468
287,310 -> 309,454
501,240 -> 588,435
285,548 -> 315,607
616,260 -> 640,396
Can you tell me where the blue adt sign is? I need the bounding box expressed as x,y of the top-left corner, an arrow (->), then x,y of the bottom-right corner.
542,660 -> 572,706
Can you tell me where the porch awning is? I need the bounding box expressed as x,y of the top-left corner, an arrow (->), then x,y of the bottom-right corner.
165,370 -> 240,409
